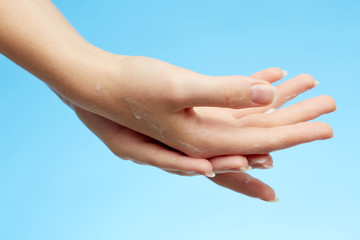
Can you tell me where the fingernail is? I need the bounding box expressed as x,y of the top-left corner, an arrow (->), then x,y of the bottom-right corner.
282,69 -> 288,77
245,166 -> 252,171
205,172 -> 216,178
226,166 -> 252,172
267,197 -> 280,203
314,80 -> 320,86
262,165 -> 273,169
251,84 -> 277,104
252,164 -> 273,169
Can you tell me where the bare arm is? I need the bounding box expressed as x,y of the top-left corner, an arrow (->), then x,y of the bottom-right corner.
0,0 -> 112,106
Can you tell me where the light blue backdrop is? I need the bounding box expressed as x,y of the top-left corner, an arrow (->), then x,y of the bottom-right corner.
1,0 -> 359,239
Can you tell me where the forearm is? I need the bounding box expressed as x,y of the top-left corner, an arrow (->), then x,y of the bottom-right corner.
0,0 -> 113,103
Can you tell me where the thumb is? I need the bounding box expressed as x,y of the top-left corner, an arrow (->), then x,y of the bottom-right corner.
180,75 -> 277,109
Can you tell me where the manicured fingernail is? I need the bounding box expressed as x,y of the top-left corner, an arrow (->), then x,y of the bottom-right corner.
227,166 -> 251,172
314,80 -> 320,86
205,172 -> 216,178
251,84 -> 277,104
267,197 -> 280,203
262,165 -> 273,169
253,164 -> 273,169
282,69 -> 288,77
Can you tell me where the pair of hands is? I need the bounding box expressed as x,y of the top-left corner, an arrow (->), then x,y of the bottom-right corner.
57,56 -> 335,202
0,0 -> 335,202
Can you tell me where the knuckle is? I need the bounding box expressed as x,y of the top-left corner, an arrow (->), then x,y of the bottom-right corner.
222,84 -> 243,108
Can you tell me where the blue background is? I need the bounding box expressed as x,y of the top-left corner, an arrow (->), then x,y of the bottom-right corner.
1,0 -> 359,239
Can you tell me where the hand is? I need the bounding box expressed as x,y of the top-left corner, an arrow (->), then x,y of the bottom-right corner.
0,0 -> 334,175
73,102 -> 277,201
0,0 -> 335,201
205,69 -> 336,201
69,67 -> 335,201
63,56 -> 333,160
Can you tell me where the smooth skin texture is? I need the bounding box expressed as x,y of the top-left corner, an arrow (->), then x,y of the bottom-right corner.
0,0 -> 336,201
73,68 -> 335,201
97,56 -> 333,159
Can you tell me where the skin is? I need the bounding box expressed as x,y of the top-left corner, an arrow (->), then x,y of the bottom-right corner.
73,68 -> 335,201
0,0 -> 336,201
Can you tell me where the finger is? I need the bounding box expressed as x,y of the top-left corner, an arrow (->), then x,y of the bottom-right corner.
272,73 -> 319,108
250,67 -> 287,83
194,121 -> 333,157
239,95 -> 337,128
209,172 -> 278,202
110,135 -> 215,177
190,67 -> 287,119
231,121 -> 333,155
180,75 -> 277,109
247,154 -> 273,169
233,73 -> 318,118
236,122 -> 333,155
209,155 -> 250,174
164,170 -> 201,177
75,107 -> 215,177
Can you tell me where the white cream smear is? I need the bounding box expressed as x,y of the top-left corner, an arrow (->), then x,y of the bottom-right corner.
96,82 -> 106,93
265,108 -> 277,114
175,140 -> 207,157
125,99 -> 209,157
245,175 -> 251,184
125,98 -> 165,138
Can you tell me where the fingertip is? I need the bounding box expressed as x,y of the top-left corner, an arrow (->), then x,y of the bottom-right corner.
325,124 -> 334,139
316,122 -> 334,139
259,187 -> 277,202
297,73 -> 316,87
251,67 -> 284,83
210,155 -> 249,173
320,95 -> 337,113
247,154 -> 273,169
196,160 -> 214,177
264,197 -> 280,203
267,67 -> 285,80
205,172 -> 216,178
282,69 -> 288,78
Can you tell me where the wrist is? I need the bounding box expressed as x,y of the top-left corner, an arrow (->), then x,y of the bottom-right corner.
49,45 -> 122,110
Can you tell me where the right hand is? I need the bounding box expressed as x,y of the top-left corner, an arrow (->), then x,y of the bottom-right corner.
68,67 -> 335,201
60,55 -> 334,160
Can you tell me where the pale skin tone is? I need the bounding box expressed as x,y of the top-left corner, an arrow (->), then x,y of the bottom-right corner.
0,0 -> 336,201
